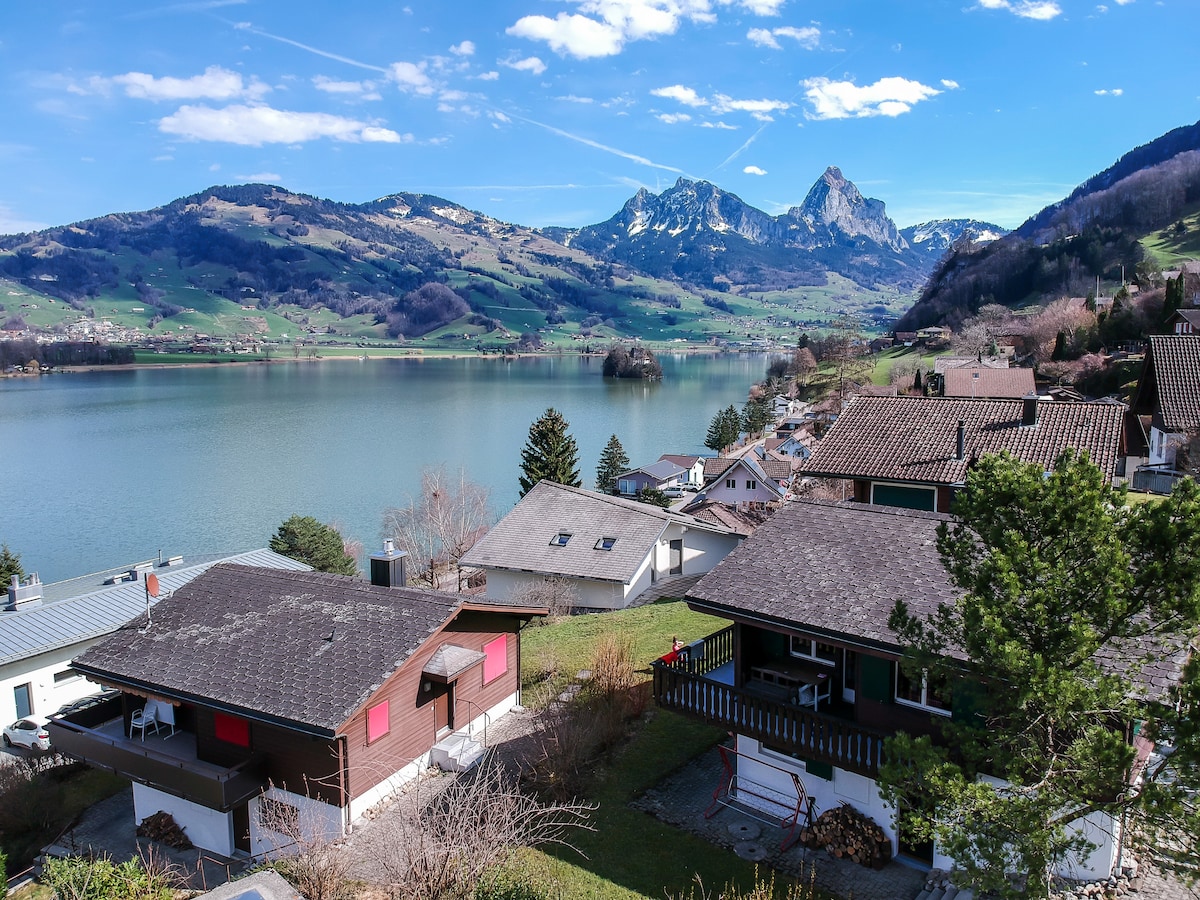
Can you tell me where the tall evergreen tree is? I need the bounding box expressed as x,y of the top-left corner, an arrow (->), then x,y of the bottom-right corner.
594,434 -> 630,494
742,395 -> 772,437
704,405 -> 741,454
519,408 -> 581,497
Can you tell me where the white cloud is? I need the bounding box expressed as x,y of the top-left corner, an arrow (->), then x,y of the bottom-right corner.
158,104 -> 408,145
743,165 -> 767,175
657,112 -> 692,124
800,76 -> 941,119
209,162 -> 221,171
449,40 -> 475,56
507,12 -> 624,58
79,65 -> 268,101
507,0 -> 725,59
236,171 -> 282,182
749,24 -> 819,50
557,94 -> 596,103
1094,88 -> 1124,96
721,0 -> 787,14
700,120 -> 738,130
941,79 -> 960,89
651,84 -> 706,107
388,62 -> 434,95
502,56 -> 547,75
477,71 -> 500,81
490,111 -> 511,124
977,0 -> 1062,19
313,76 -> 381,100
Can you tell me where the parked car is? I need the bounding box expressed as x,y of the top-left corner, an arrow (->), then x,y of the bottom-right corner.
54,689 -> 120,719
662,486 -> 686,498
3,716 -> 51,751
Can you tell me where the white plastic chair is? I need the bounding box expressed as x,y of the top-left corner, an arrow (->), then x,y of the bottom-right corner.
129,702 -> 160,740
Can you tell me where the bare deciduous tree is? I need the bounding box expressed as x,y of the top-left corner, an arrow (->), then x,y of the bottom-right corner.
507,575 -> 580,617
382,466 -> 492,591
359,753 -> 594,900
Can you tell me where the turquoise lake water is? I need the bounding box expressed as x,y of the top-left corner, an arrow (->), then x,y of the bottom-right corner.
0,353 -> 768,581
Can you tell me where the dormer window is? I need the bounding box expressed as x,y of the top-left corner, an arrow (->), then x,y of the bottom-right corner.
595,537 -> 617,551
550,532 -> 572,547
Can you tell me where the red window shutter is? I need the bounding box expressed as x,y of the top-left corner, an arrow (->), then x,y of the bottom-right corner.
213,712 -> 250,747
367,700 -> 390,744
482,635 -> 508,685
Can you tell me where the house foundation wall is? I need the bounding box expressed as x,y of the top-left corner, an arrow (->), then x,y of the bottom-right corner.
248,785 -> 342,859
132,783 -> 234,857
735,736 -> 1119,880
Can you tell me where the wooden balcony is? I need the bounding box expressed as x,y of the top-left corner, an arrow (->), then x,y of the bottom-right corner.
47,696 -> 266,812
653,627 -> 888,779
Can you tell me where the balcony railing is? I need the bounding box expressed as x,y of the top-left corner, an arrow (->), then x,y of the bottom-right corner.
47,698 -> 266,812
653,628 -> 888,779
1132,466 -> 1186,496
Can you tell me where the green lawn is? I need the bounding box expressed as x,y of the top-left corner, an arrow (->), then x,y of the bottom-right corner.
512,600 -> 825,900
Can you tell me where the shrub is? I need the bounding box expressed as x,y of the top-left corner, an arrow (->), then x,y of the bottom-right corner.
41,854 -> 177,900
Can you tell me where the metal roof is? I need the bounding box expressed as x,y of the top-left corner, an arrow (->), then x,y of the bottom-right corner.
0,548 -> 310,667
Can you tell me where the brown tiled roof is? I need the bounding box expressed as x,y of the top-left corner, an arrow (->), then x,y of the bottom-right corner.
688,501 -> 962,655
703,457 -> 737,480
942,367 -> 1036,399
800,395 -> 1125,484
688,501 -> 1188,698
72,565 -> 467,736
681,500 -> 769,534
1172,308 -> 1200,327
1147,335 -> 1200,431
659,454 -> 701,468
758,456 -> 793,482
933,356 -> 1009,374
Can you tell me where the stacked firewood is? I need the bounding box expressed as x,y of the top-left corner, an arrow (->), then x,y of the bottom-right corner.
137,810 -> 194,850
798,803 -> 891,869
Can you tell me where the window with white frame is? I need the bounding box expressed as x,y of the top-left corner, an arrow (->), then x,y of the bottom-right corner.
550,532 -> 572,547
746,479 -> 757,490
894,665 -> 951,715
788,636 -> 837,665
725,478 -> 736,489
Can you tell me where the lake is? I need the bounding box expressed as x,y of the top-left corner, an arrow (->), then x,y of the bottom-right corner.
0,353 -> 769,582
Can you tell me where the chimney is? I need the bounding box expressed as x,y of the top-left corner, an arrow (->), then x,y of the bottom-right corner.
1021,393 -> 1039,427
6,573 -> 43,611
369,539 -> 408,589
956,420 -> 966,461
128,563 -> 153,581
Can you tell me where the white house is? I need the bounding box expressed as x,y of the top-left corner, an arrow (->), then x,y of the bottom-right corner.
460,481 -> 745,610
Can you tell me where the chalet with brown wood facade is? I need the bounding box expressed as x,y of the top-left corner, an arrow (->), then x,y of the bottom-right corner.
799,394 -> 1126,511
48,551 -> 546,859
653,500 -> 1182,877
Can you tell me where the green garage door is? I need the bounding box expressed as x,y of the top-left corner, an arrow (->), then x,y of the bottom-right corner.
872,483 -> 936,511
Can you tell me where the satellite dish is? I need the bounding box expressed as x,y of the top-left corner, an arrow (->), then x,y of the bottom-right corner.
145,573 -> 160,598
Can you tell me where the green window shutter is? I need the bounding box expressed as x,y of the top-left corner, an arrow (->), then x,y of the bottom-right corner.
860,655 -> 893,702
871,484 -> 936,511
803,759 -> 834,781
951,678 -> 985,725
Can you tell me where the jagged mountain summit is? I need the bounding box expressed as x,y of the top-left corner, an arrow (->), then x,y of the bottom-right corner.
562,167 -> 935,292
899,219 -> 1008,257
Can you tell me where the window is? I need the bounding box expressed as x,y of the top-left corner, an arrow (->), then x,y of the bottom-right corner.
550,532 -> 572,547
895,666 -> 951,715
367,700 -> 390,743
725,478 -> 736,489
258,796 -> 300,834
53,670 -> 81,684
595,537 -> 617,551
788,636 -> 837,665
746,480 -> 757,490
213,711 -> 250,747
483,634 -> 508,685
618,479 -> 635,495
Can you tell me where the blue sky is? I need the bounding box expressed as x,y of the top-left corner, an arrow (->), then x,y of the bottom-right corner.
2,0 -> 1198,236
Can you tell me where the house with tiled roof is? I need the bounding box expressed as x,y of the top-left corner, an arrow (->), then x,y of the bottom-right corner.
941,366 -> 1035,399
658,454 -> 706,488
1166,308 -> 1200,335
690,456 -> 787,509
702,457 -> 738,483
49,558 -> 546,859
1132,334 -> 1200,469
615,459 -> 688,496
460,481 -> 743,610
653,500 -> 1181,877
2,548 -> 309,727
799,394 -> 1126,511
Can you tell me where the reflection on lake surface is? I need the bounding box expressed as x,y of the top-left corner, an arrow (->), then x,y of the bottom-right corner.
0,353 -> 767,581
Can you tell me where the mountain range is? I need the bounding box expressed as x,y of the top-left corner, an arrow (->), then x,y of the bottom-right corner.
0,168 -> 999,344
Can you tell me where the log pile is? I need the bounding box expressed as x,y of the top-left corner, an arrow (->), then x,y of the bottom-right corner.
137,810 -> 194,850
798,803 -> 891,869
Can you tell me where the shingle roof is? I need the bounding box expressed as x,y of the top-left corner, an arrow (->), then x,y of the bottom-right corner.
688,501 -> 1188,699
800,395 -> 1125,484
460,481 -> 738,583
659,454 -> 700,469
688,501 -> 961,655
758,457 -> 794,482
1173,309 -> 1200,327
72,565 -> 467,735
933,356 -> 1009,374
1147,335 -> 1200,432
619,460 -> 687,481
703,457 -> 738,479
942,367 -> 1036,399
0,549 -> 310,668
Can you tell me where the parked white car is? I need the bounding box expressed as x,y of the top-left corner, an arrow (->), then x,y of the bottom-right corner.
3,716 -> 51,751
